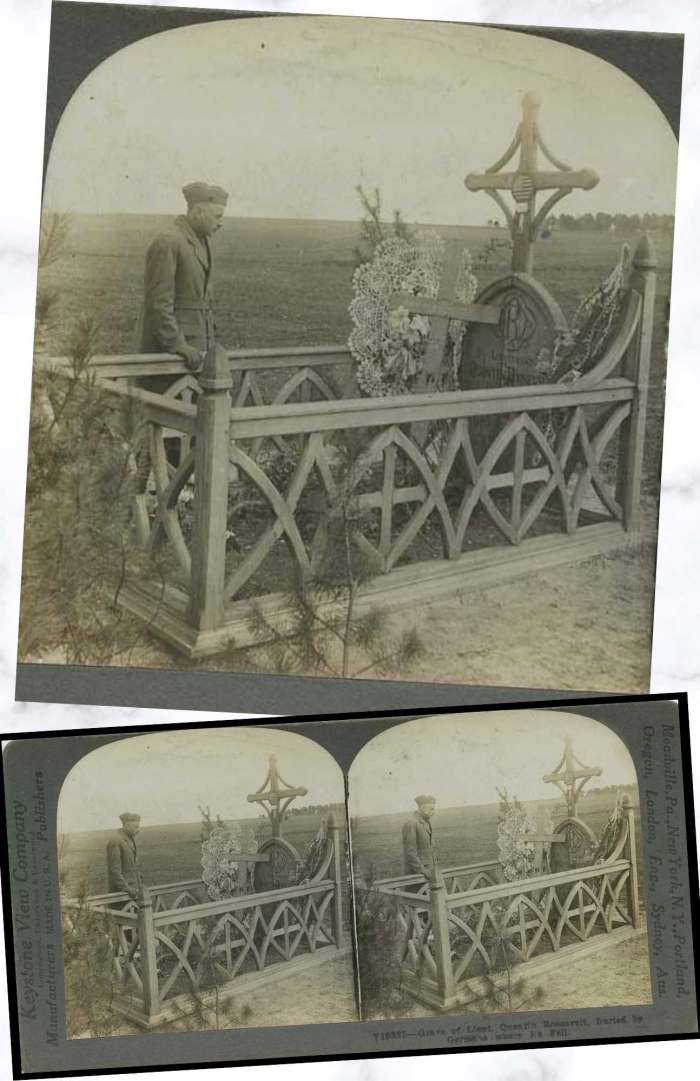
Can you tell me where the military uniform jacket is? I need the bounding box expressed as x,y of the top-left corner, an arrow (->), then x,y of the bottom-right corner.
135,215 -> 216,355
106,830 -> 142,897
402,812 -> 436,878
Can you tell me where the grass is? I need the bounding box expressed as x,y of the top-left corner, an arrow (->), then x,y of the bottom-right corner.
60,810 -> 339,896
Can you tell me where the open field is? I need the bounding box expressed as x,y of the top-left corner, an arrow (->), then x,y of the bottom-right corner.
60,809 -> 343,896
351,789 -> 645,897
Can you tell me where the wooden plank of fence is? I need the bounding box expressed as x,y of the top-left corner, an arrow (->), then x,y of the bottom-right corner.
94,378 -> 198,432
44,345 -> 352,380
187,344 -> 232,631
136,889 -> 160,1020
151,880 -> 334,926
380,442 -> 397,557
444,858 -> 631,906
374,860 -> 501,889
429,866 -> 456,1003
227,379 -> 635,439
622,794 -> 642,929
620,234 -> 657,532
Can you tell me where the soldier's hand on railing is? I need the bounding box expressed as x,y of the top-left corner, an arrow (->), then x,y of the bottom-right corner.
178,344 -> 204,373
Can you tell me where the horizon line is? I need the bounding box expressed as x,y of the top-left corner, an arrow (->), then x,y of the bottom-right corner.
40,210 -> 676,228
59,785 -> 638,836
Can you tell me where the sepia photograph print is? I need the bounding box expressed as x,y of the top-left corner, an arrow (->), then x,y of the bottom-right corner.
18,4 -> 681,709
348,710 -> 654,1020
1,695 -> 698,1074
56,726 -> 355,1036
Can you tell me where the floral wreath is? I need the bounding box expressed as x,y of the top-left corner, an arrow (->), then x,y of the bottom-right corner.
201,824 -> 244,900
349,232 -> 478,397
496,792 -> 541,882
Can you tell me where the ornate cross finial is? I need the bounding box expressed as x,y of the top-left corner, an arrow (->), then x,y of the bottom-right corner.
465,92 -> 599,274
542,735 -> 602,818
246,755 -> 308,837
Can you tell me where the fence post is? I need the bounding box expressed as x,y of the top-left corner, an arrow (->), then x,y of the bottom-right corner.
187,344 -> 233,632
429,864 -> 456,1006
622,794 -> 641,929
619,232 -> 657,533
136,885 -> 160,1022
327,812 -> 345,948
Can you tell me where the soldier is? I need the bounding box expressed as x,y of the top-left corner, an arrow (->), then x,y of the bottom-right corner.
134,181 -> 229,377
106,812 -> 143,901
402,795 -> 437,880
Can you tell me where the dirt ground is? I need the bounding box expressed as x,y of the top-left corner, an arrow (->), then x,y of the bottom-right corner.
103,951 -> 358,1037
387,930 -> 652,1021
216,951 -> 358,1029
104,527 -> 655,696
375,540 -> 656,694
31,529 -> 656,695
129,930 -> 650,1034
92,925 -> 650,1038
524,932 -> 652,1011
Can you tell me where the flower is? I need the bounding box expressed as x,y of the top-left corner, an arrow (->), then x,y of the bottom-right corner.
201,824 -> 244,900
349,233 -> 478,397
496,792 -> 539,882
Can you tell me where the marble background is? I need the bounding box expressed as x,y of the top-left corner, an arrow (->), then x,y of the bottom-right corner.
0,1 -> 698,1079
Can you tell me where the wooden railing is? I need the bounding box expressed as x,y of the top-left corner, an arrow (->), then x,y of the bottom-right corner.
42,236 -> 656,656
72,814 -> 346,1027
45,344 -> 350,407
373,859 -> 503,898
71,877 -> 209,914
373,797 -> 641,1011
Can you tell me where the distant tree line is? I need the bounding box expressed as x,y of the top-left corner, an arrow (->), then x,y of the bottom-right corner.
286,801 -> 345,818
549,212 -> 674,235
582,783 -> 637,796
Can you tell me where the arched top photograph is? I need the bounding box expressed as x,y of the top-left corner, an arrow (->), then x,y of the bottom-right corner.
348,708 -> 649,1019
57,724 -> 354,1035
22,9 -> 679,705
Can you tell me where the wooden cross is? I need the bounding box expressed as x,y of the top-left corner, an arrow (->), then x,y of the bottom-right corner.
532,805 -> 562,873
247,755 -> 308,838
388,244 -> 499,393
530,736 -> 603,871
542,734 -> 602,818
465,91 -> 599,274
387,243 -> 500,442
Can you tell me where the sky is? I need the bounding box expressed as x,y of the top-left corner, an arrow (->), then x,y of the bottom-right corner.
57,725 -> 343,834
348,709 -> 637,818
43,15 -> 677,223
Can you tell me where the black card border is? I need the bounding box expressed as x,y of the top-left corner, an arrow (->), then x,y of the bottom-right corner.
1,691 -> 698,1077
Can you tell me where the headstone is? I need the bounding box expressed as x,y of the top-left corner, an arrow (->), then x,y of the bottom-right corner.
548,818 -> 597,872
460,273 -> 568,392
253,836 -> 302,892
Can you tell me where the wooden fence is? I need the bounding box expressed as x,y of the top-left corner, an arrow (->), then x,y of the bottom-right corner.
44,235 -> 656,656
66,814 -> 346,1028
373,796 -> 641,1011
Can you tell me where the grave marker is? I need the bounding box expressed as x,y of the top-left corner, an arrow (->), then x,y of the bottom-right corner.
460,273 -> 568,391
465,91 -> 599,275
460,91 -> 598,395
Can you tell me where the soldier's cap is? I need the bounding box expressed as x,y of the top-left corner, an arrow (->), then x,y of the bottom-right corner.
182,182 -> 229,208
120,812 -> 141,825
415,795 -> 436,807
